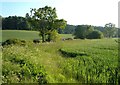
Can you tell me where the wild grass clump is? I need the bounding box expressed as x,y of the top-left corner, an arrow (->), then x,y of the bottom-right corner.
2,39 -> 26,46
2,45 -> 47,83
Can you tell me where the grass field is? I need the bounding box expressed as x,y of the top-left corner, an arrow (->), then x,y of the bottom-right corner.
1,30 -> 119,83
2,30 -> 40,42
1,30 -> 73,42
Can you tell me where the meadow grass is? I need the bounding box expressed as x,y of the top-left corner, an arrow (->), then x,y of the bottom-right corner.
1,30 -> 119,83
1,30 -> 73,42
2,30 -> 40,42
2,37 -> 118,83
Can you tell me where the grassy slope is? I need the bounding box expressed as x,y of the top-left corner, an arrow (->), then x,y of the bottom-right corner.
2,30 -> 40,42
2,30 -> 73,42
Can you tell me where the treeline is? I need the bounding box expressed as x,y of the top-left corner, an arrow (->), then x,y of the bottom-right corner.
2,16 -> 30,30
59,24 -> 119,38
2,15 -> 120,38
58,25 -> 105,34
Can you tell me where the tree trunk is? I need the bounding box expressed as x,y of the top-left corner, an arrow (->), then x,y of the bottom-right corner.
47,34 -> 51,42
42,33 -> 45,42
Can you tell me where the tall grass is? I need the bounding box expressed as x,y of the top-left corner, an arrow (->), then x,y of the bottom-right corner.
2,35 -> 118,83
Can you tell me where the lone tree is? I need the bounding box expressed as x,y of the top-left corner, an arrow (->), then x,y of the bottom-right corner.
103,23 -> 116,38
26,6 -> 66,42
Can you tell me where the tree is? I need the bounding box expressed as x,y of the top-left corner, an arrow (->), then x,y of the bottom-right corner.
74,25 -> 94,39
47,19 -> 66,41
86,25 -> 94,36
26,6 -> 66,42
0,15 -> 2,29
103,23 -> 116,38
62,24 -> 76,34
87,30 -> 104,39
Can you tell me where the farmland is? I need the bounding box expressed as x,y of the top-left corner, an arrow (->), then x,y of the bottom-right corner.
1,30 -> 119,84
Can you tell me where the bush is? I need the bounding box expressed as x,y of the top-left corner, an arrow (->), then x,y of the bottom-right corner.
48,30 -> 60,42
33,39 -> 41,44
2,39 -> 26,46
87,30 -> 104,39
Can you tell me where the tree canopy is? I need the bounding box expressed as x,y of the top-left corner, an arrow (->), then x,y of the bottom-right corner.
74,25 -> 94,39
2,16 -> 30,30
103,23 -> 116,38
26,6 -> 67,42
87,30 -> 104,39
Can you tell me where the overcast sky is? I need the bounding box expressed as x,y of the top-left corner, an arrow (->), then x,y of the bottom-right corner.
0,0 -> 119,27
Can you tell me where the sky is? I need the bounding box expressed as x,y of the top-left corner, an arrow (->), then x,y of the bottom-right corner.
0,0 -> 119,27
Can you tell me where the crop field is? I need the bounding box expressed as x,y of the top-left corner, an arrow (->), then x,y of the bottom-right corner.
1,30 -> 119,84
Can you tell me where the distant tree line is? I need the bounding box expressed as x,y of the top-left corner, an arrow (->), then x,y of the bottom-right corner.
1,9 -> 119,39
2,15 -> 73,32
2,16 -> 30,30
74,25 -> 104,39
58,24 -> 119,39
58,24 -> 76,34
74,23 -> 119,39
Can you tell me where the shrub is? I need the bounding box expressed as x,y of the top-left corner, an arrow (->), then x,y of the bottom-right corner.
33,39 -> 41,44
47,30 -> 60,42
87,30 -> 104,39
2,39 -> 26,46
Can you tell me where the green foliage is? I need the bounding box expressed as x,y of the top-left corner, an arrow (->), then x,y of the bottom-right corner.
74,25 -> 94,39
59,48 -> 88,57
47,30 -> 60,42
61,55 -> 118,83
2,45 -> 47,83
59,39 -> 118,83
2,16 -> 30,30
87,30 -> 104,39
2,36 -> 118,83
103,23 -> 116,38
26,6 -> 67,42
2,39 -> 26,46
58,24 -> 76,34
74,25 -> 86,39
